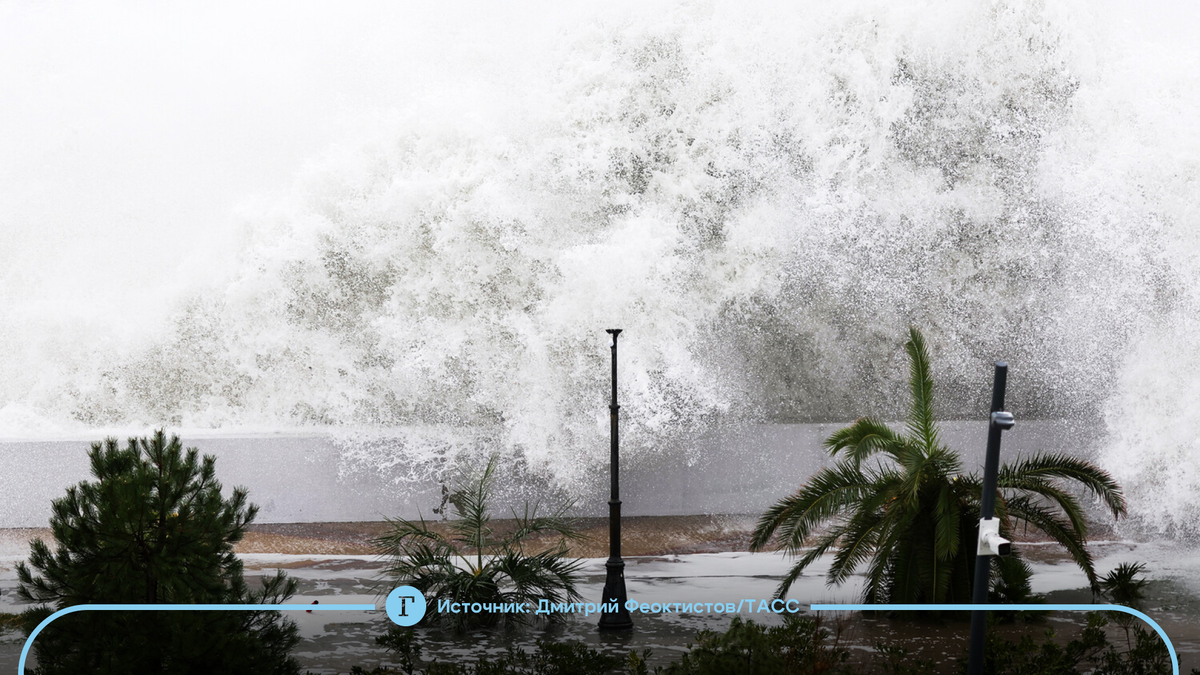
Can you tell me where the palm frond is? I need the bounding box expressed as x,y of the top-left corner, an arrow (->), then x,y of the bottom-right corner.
827,508 -> 887,586
423,567 -> 505,631
932,482 -> 961,562
494,549 -> 584,622
504,500 -> 583,552
448,456 -> 498,553
888,532 -> 925,604
926,445 -> 964,475
824,417 -> 904,465
998,475 -> 1089,543
930,549 -> 956,604
771,556 -> 812,603
750,462 -> 872,552
904,327 -> 941,452
769,483 -> 894,599
862,541 -> 892,604
1004,494 -> 1099,590
380,539 -> 461,591
999,452 -> 1126,519
783,524 -> 850,593
892,442 -> 950,509
372,515 -> 450,560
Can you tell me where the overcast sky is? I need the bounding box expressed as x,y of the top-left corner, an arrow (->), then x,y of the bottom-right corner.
0,1 -> 600,323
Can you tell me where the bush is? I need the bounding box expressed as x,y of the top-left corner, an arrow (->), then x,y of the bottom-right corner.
344,610 -> 1198,675
17,431 -> 300,675
956,612 -> 1187,675
0,612 -> 21,634
343,630 -> 622,675
660,615 -> 851,675
354,618 -> 850,675
373,456 -> 584,633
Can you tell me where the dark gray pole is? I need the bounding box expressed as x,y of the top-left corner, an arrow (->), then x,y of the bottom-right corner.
599,329 -> 633,630
967,362 -> 1012,675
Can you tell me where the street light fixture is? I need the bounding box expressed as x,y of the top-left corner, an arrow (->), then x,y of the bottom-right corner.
967,362 -> 1015,675
598,328 -> 633,631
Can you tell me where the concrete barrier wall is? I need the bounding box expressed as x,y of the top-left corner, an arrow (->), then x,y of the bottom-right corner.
0,421 -> 1100,527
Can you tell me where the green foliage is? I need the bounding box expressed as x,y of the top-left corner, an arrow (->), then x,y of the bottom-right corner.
344,610 -> 1200,675
374,456 -> 584,633
1091,623 -> 1174,675
453,641 -> 621,675
1098,562 -> 1149,608
867,643 -> 935,675
16,431 -> 300,675
660,615 -> 852,675
961,620 -> 1105,675
375,627 -> 424,674
654,613 -> 1186,675
956,612 -> 1183,675
1097,561 -> 1152,649
626,649 -> 655,675
750,328 -> 1127,604
0,612 -> 21,634
986,557 -> 1048,625
347,629 -> 621,675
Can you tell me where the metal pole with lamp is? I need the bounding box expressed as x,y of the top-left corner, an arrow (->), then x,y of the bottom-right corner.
967,362 -> 1016,675
598,329 -> 633,631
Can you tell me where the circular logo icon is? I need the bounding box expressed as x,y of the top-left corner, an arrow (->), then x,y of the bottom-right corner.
386,586 -> 427,626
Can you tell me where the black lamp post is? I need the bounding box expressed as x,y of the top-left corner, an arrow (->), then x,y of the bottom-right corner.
967,362 -> 1016,675
598,328 -> 633,631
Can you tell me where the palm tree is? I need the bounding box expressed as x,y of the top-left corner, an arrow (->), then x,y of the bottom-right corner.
750,328 -> 1126,604
1098,561 -> 1150,648
373,456 -> 584,632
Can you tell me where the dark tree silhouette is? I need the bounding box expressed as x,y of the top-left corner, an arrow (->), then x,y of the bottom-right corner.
17,430 -> 300,674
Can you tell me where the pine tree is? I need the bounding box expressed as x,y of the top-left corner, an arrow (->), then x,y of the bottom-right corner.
17,431 -> 301,674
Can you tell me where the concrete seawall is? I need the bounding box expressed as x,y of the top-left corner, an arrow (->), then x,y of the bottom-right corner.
0,420 -> 1101,528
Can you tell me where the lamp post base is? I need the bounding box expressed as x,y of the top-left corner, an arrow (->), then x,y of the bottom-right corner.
598,558 -> 633,631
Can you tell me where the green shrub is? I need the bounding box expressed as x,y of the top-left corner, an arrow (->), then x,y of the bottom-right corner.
0,612 -> 21,634
956,612 -> 1185,675
867,643 -> 935,675
344,609 -> 1199,675
1092,622 -> 1174,675
661,615 -> 851,675
347,630 -> 622,675
374,456 -> 584,633
1098,563 -> 1150,608
17,431 -> 300,675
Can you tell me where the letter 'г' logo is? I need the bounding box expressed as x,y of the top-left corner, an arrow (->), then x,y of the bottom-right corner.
386,586 -> 426,626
